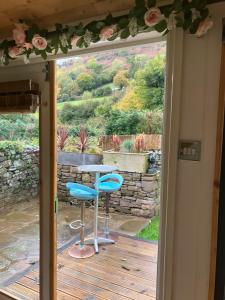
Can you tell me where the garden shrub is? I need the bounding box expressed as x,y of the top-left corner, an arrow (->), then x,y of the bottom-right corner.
0,115 -> 39,141
0,141 -> 24,153
137,111 -> 163,134
93,86 -> 112,97
121,140 -> 134,152
105,110 -> 143,135
59,101 -> 100,123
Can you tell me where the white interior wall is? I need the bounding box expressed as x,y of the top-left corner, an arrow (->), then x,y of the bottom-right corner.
0,63 -> 54,300
171,4 -> 224,300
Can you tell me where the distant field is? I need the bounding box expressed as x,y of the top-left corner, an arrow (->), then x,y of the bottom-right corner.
57,96 -> 110,110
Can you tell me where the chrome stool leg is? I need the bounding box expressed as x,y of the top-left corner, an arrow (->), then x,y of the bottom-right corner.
68,201 -> 95,259
101,193 -> 118,242
104,193 -> 110,238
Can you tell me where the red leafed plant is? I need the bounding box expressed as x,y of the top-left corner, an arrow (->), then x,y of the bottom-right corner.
77,126 -> 88,153
134,134 -> 146,153
57,127 -> 69,151
111,135 -> 121,151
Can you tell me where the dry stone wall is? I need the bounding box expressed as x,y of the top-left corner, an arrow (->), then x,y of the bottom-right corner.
57,164 -> 160,218
0,147 -> 39,210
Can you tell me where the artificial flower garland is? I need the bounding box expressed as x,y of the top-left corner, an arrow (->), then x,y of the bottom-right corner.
0,0 -> 213,65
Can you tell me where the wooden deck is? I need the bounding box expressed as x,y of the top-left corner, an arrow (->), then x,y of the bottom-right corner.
4,235 -> 158,300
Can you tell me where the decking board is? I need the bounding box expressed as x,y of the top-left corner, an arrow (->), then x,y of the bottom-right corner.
4,235 -> 157,300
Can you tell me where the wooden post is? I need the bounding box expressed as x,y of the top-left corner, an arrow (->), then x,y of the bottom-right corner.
40,60 -> 57,300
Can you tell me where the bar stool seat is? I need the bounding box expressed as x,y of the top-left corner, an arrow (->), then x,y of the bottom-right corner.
97,181 -> 121,192
66,182 -> 97,259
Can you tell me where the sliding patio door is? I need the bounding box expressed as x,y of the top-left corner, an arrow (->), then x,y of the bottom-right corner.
0,61 -> 57,300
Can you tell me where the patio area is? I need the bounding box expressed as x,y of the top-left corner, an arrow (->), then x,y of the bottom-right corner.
4,234 -> 157,300
0,199 -> 157,292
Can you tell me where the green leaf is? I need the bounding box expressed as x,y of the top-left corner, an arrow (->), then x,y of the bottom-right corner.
183,16 -> 192,30
118,18 -> 129,29
120,28 -> 130,39
162,6 -> 173,18
40,51 -> 47,60
175,16 -> 184,28
91,34 -> 101,43
154,20 -> 168,33
105,14 -> 114,25
75,27 -> 86,36
189,18 -> 201,34
46,45 -> 52,53
133,6 -> 147,18
162,29 -> 169,36
200,8 -> 209,18
96,21 -> 105,30
76,37 -> 84,48
86,21 -> 102,33
54,45 -> 59,54
135,0 -> 145,7
55,23 -> 63,31
147,0 -> 156,7
59,44 -> 68,54
137,15 -> 145,27
107,32 -> 119,41
173,0 -> 183,11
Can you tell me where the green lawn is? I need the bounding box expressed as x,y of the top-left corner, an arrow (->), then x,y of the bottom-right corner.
57,96 -> 109,110
137,216 -> 160,241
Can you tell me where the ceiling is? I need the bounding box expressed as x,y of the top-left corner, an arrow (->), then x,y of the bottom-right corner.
0,0 -> 135,38
0,0 -> 217,39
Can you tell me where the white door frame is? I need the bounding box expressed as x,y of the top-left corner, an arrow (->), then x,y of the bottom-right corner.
50,30 -> 183,300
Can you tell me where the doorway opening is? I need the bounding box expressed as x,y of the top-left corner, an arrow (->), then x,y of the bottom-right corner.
55,41 -> 166,299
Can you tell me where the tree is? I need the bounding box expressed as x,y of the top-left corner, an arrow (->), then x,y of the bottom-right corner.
76,72 -> 95,91
113,70 -> 129,90
135,54 -> 165,110
87,58 -> 103,74
128,54 -> 148,78
113,87 -> 143,111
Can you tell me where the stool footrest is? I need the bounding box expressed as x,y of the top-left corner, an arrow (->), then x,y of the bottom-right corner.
69,220 -> 82,230
97,212 -> 112,220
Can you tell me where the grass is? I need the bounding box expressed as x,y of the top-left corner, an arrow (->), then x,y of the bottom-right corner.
137,216 -> 160,241
57,96 -> 110,110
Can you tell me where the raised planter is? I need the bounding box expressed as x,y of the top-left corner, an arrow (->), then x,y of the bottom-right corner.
103,151 -> 149,173
58,151 -> 103,166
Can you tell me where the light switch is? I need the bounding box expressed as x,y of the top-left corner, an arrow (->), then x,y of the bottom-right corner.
178,140 -> 201,161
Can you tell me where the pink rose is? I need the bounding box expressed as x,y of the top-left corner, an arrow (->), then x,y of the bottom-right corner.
196,18 -> 213,38
13,24 -> 26,46
32,34 -> 48,50
8,46 -> 24,58
71,35 -> 80,47
144,8 -> 162,27
99,26 -> 115,40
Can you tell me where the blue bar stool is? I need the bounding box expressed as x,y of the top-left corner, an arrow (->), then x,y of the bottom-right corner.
66,182 -> 97,259
96,174 -> 123,240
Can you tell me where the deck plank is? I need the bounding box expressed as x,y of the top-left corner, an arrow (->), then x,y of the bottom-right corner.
4,235 -> 157,300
